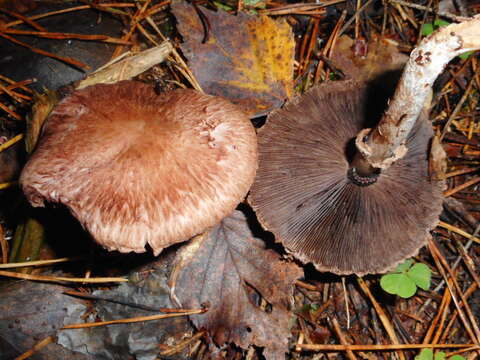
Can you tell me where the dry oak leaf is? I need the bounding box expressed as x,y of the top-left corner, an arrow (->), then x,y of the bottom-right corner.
169,210 -> 302,359
172,2 -> 294,117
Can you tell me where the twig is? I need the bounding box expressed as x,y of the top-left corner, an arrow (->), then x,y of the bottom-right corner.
444,167 -> 479,179
440,75 -> 477,140
339,0 -> 376,36
296,343 -> 476,351
0,8 -> 47,31
295,279 -> 318,291
1,29 -> 133,45
437,221 -> 480,244
0,269 -> 127,283
3,3 -> 136,29
62,309 -> 205,329
423,284 -> 451,344
0,76 -> 35,93
454,237 -> 480,290
141,14 -> 203,92
388,0 -> 470,22
159,330 -> 207,356
419,224 -> 480,314
0,134 -> 24,153
63,290 -> 200,313
0,32 -> 89,70
341,277 -> 350,329
14,336 -> 55,360
444,176 -> 480,197
0,101 -> 22,120
357,278 -> 406,360
428,240 -> 479,343
0,182 -> 16,190
331,317 -> 356,360
0,257 -> 79,269
259,0 -> 344,15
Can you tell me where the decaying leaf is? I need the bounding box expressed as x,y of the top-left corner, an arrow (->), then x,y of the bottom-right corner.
169,210 -> 302,359
26,90 -> 59,154
0,279 -> 92,360
59,256 -> 194,360
429,135 -> 447,181
331,36 -> 408,82
172,2 -> 294,117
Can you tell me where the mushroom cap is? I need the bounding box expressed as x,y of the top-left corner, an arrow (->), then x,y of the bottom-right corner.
21,81 -> 258,254
249,80 -> 444,275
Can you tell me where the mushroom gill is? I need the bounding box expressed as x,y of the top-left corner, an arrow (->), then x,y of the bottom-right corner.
249,80 -> 444,275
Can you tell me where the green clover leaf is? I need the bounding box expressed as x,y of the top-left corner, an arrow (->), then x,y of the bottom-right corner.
380,259 -> 432,298
380,273 -> 417,298
415,348 -> 433,360
394,259 -> 414,273
415,349 -> 464,360
407,263 -> 431,290
421,23 -> 434,36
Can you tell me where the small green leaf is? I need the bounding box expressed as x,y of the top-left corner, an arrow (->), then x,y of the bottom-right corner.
396,275 -> 417,298
449,355 -> 466,360
394,259 -> 414,273
380,273 -> 416,298
407,263 -> 431,291
434,351 -> 446,360
380,273 -> 403,294
458,51 -> 473,60
415,348 -> 433,360
212,1 -> 234,11
421,23 -> 434,36
243,0 -> 264,7
434,19 -> 450,28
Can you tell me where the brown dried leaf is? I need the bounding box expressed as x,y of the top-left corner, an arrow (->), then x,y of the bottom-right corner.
430,135 -> 447,181
331,36 -> 408,82
169,210 -> 302,359
172,3 -> 294,117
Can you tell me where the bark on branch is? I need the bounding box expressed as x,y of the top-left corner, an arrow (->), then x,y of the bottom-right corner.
355,15 -> 480,171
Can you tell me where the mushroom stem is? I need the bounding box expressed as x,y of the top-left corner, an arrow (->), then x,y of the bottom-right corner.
355,15 -> 480,171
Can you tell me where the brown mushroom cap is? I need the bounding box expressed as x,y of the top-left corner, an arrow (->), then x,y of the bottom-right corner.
249,80 -> 444,275
21,81 -> 258,254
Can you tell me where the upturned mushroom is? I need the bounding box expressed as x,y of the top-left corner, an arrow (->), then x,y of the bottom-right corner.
249,16 -> 480,275
20,80 -> 258,254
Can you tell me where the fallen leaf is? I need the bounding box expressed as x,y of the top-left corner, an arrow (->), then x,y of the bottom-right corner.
429,135 -> 447,181
0,279 -> 92,359
59,255 -> 194,360
169,210 -> 302,359
26,90 -> 59,153
172,2 -> 294,117
331,36 -> 408,82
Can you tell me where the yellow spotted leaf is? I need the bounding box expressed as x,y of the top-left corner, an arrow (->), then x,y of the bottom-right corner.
172,2 -> 294,116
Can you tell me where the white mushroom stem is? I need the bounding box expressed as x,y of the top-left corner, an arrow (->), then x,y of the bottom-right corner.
355,15 -> 480,172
